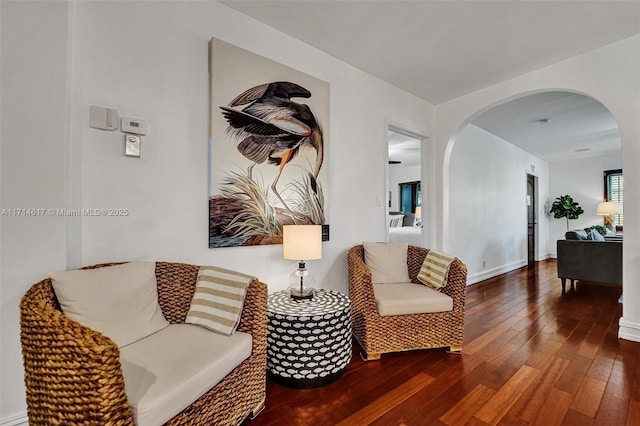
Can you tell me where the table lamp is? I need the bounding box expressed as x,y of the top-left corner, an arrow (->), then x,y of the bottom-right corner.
283,225 -> 322,300
596,201 -> 622,233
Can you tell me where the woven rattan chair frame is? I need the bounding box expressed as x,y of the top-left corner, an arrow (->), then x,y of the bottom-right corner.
348,245 -> 467,360
20,261 -> 267,426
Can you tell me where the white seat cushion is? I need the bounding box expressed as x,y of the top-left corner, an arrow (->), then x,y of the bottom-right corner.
373,283 -> 453,316
120,323 -> 252,426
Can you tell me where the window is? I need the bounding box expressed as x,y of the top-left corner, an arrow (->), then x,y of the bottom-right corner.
399,181 -> 421,214
604,169 -> 623,229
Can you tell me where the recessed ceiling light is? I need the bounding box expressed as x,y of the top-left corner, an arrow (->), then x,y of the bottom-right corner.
575,148 -> 592,153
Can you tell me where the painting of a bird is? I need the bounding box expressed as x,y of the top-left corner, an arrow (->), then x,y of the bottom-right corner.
220,81 -> 324,222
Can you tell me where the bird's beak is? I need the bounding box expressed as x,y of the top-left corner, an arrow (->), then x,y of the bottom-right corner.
311,128 -> 324,179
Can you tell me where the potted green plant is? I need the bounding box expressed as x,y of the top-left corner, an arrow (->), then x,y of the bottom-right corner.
550,195 -> 584,231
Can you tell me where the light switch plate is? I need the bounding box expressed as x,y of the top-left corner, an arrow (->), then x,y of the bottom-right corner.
124,134 -> 141,157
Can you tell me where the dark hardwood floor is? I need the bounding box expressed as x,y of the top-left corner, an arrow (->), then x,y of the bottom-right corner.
247,260 -> 639,425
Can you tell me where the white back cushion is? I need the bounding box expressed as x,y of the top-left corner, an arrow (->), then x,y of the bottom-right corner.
50,262 -> 168,347
363,242 -> 411,284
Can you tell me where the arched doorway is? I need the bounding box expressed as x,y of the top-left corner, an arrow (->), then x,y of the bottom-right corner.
443,90 -> 621,284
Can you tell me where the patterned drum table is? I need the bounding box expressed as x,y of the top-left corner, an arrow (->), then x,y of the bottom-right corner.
267,289 -> 352,389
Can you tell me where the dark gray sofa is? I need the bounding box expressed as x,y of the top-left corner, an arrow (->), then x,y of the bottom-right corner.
556,230 -> 622,294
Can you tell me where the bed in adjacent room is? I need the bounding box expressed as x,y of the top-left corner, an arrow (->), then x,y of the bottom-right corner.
388,213 -> 422,245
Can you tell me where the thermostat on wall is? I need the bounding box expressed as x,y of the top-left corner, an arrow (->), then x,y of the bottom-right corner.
121,117 -> 147,135
89,105 -> 119,131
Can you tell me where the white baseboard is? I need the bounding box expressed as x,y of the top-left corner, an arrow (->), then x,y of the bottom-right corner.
618,317 -> 640,342
533,252 -> 552,261
467,259 -> 528,285
0,412 -> 27,426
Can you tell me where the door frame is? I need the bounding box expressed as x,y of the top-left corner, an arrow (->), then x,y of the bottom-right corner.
385,122 -> 432,247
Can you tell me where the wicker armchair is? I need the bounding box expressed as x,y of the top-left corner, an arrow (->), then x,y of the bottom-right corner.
348,245 -> 467,360
20,261 -> 267,426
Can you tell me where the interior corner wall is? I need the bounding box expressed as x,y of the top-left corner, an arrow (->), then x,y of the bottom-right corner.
0,1 -> 435,422
435,35 -> 640,342
547,154 -> 623,257
1,1 -> 71,423
448,124 -> 549,284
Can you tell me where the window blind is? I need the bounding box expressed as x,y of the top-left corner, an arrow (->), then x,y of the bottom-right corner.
605,170 -> 623,227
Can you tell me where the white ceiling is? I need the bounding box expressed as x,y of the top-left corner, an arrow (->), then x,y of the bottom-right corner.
471,91 -> 621,162
389,129 -> 421,167
223,1 -> 637,161
222,0 -> 640,105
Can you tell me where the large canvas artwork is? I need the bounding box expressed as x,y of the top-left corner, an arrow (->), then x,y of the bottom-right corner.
209,38 -> 330,248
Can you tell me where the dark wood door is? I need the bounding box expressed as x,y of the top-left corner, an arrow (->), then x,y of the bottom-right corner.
527,174 -> 536,267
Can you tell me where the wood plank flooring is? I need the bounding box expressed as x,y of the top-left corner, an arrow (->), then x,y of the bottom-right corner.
246,260 -> 639,425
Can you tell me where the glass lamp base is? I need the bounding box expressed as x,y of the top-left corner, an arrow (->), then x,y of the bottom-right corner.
288,261 -> 315,301
289,287 -> 314,300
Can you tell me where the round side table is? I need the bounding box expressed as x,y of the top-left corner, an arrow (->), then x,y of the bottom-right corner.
267,289 -> 352,389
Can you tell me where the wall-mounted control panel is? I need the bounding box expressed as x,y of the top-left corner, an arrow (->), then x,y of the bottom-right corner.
89,105 -> 148,158
124,134 -> 141,157
89,105 -> 118,131
121,117 -> 147,135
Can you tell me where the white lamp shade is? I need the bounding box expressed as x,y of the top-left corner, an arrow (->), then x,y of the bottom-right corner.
414,206 -> 422,218
596,202 -> 623,215
283,225 -> 322,260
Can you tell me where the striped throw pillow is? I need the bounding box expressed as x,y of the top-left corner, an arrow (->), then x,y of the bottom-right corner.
185,266 -> 255,336
417,250 -> 456,290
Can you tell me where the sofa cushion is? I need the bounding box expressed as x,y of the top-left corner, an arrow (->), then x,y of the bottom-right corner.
363,242 -> 411,284
120,323 -> 252,426
589,229 -> 605,241
186,266 -> 254,336
416,250 -> 456,290
373,283 -> 453,316
50,262 -> 168,348
566,230 -> 588,240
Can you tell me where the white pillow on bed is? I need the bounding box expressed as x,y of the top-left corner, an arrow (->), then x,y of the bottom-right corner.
389,215 -> 404,228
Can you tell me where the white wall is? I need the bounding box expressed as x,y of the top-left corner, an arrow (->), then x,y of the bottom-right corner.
70,0 -> 434,280
2,2 -> 638,423
0,1 -> 435,422
548,154 -> 623,257
435,35 -> 640,343
449,125 -> 549,283
388,164 -> 420,212
1,2 -> 71,424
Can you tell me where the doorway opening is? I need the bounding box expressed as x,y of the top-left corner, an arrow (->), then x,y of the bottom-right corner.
387,127 -> 424,246
527,174 -> 537,267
